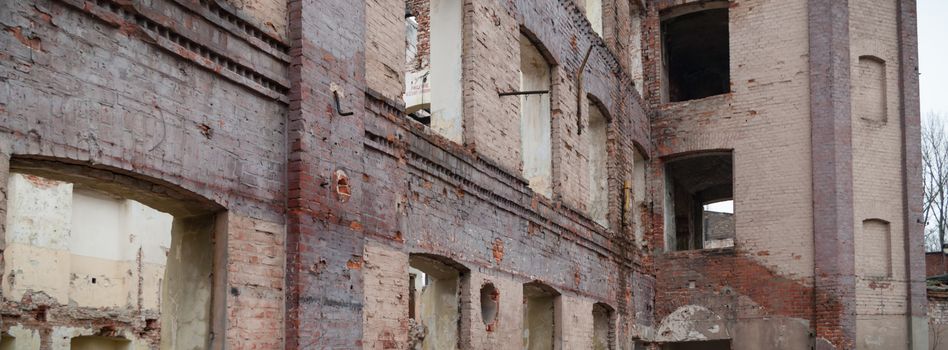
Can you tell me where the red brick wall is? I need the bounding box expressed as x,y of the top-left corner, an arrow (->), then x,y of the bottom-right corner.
928,252 -> 947,278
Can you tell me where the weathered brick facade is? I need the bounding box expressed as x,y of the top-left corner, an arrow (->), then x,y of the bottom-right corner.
0,0 -> 927,349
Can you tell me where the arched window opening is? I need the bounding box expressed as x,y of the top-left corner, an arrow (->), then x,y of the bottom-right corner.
592,302 -> 615,350
522,281 -> 560,350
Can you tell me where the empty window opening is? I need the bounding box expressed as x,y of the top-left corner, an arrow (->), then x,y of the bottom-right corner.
71,336 -> 131,350
663,153 -> 734,251
592,303 -> 615,350
702,200 -> 734,249
404,0 -> 464,142
633,340 -> 649,350
584,0 -> 603,36
853,56 -> 887,123
480,283 -> 500,330
663,340 -> 731,350
520,34 -> 553,197
408,255 -> 461,350
661,5 -> 729,102
857,219 -> 892,278
2,172 -> 216,349
632,148 -> 647,245
587,100 -> 609,226
522,281 -> 559,350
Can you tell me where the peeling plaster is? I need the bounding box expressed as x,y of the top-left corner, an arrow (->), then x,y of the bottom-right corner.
655,305 -> 729,342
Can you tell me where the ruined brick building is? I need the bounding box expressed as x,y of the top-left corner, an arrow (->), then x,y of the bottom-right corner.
0,0 -> 930,349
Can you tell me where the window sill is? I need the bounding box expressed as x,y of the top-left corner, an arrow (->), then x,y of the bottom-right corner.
662,245 -> 736,259
661,91 -> 732,109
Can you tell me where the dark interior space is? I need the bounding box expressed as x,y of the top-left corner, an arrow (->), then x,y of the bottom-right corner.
665,153 -> 733,251
663,339 -> 732,350
661,8 -> 729,102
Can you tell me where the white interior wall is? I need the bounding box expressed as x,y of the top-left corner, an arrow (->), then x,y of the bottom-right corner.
68,189 -> 172,309
429,0 -> 464,142
2,172 -> 174,334
519,35 -> 553,198
2,174 -> 73,303
585,0 -> 603,36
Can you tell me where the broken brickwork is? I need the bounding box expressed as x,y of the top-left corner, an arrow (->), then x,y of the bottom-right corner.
0,0 -> 928,349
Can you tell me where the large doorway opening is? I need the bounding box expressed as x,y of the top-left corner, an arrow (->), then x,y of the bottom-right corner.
1,158 -> 223,349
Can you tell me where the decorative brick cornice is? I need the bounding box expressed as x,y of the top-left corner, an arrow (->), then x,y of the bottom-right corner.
59,0 -> 289,102
363,93 -> 637,269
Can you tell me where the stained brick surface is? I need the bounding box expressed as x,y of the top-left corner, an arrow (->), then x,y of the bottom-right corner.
0,0 -> 927,349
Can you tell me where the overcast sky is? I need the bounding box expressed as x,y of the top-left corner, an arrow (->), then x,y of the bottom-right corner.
920,0 -> 947,117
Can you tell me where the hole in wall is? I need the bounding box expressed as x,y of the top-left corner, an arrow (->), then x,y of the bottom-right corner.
480,283 -> 499,330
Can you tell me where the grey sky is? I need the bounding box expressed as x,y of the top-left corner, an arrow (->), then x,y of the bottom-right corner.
920,0 -> 948,117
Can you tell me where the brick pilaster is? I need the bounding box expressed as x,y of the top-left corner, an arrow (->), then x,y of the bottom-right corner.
897,1 -> 929,349
809,0 -> 856,348
284,1 -> 368,349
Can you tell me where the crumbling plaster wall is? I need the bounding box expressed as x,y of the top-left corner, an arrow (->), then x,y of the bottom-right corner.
3,174 -> 173,311
0,0 -> 288,347
646,0 -> 815,346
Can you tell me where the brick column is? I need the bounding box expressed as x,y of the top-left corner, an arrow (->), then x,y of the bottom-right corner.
808,0 -> 856,349
896,1 -> 929,349
285,1 -> 368,349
